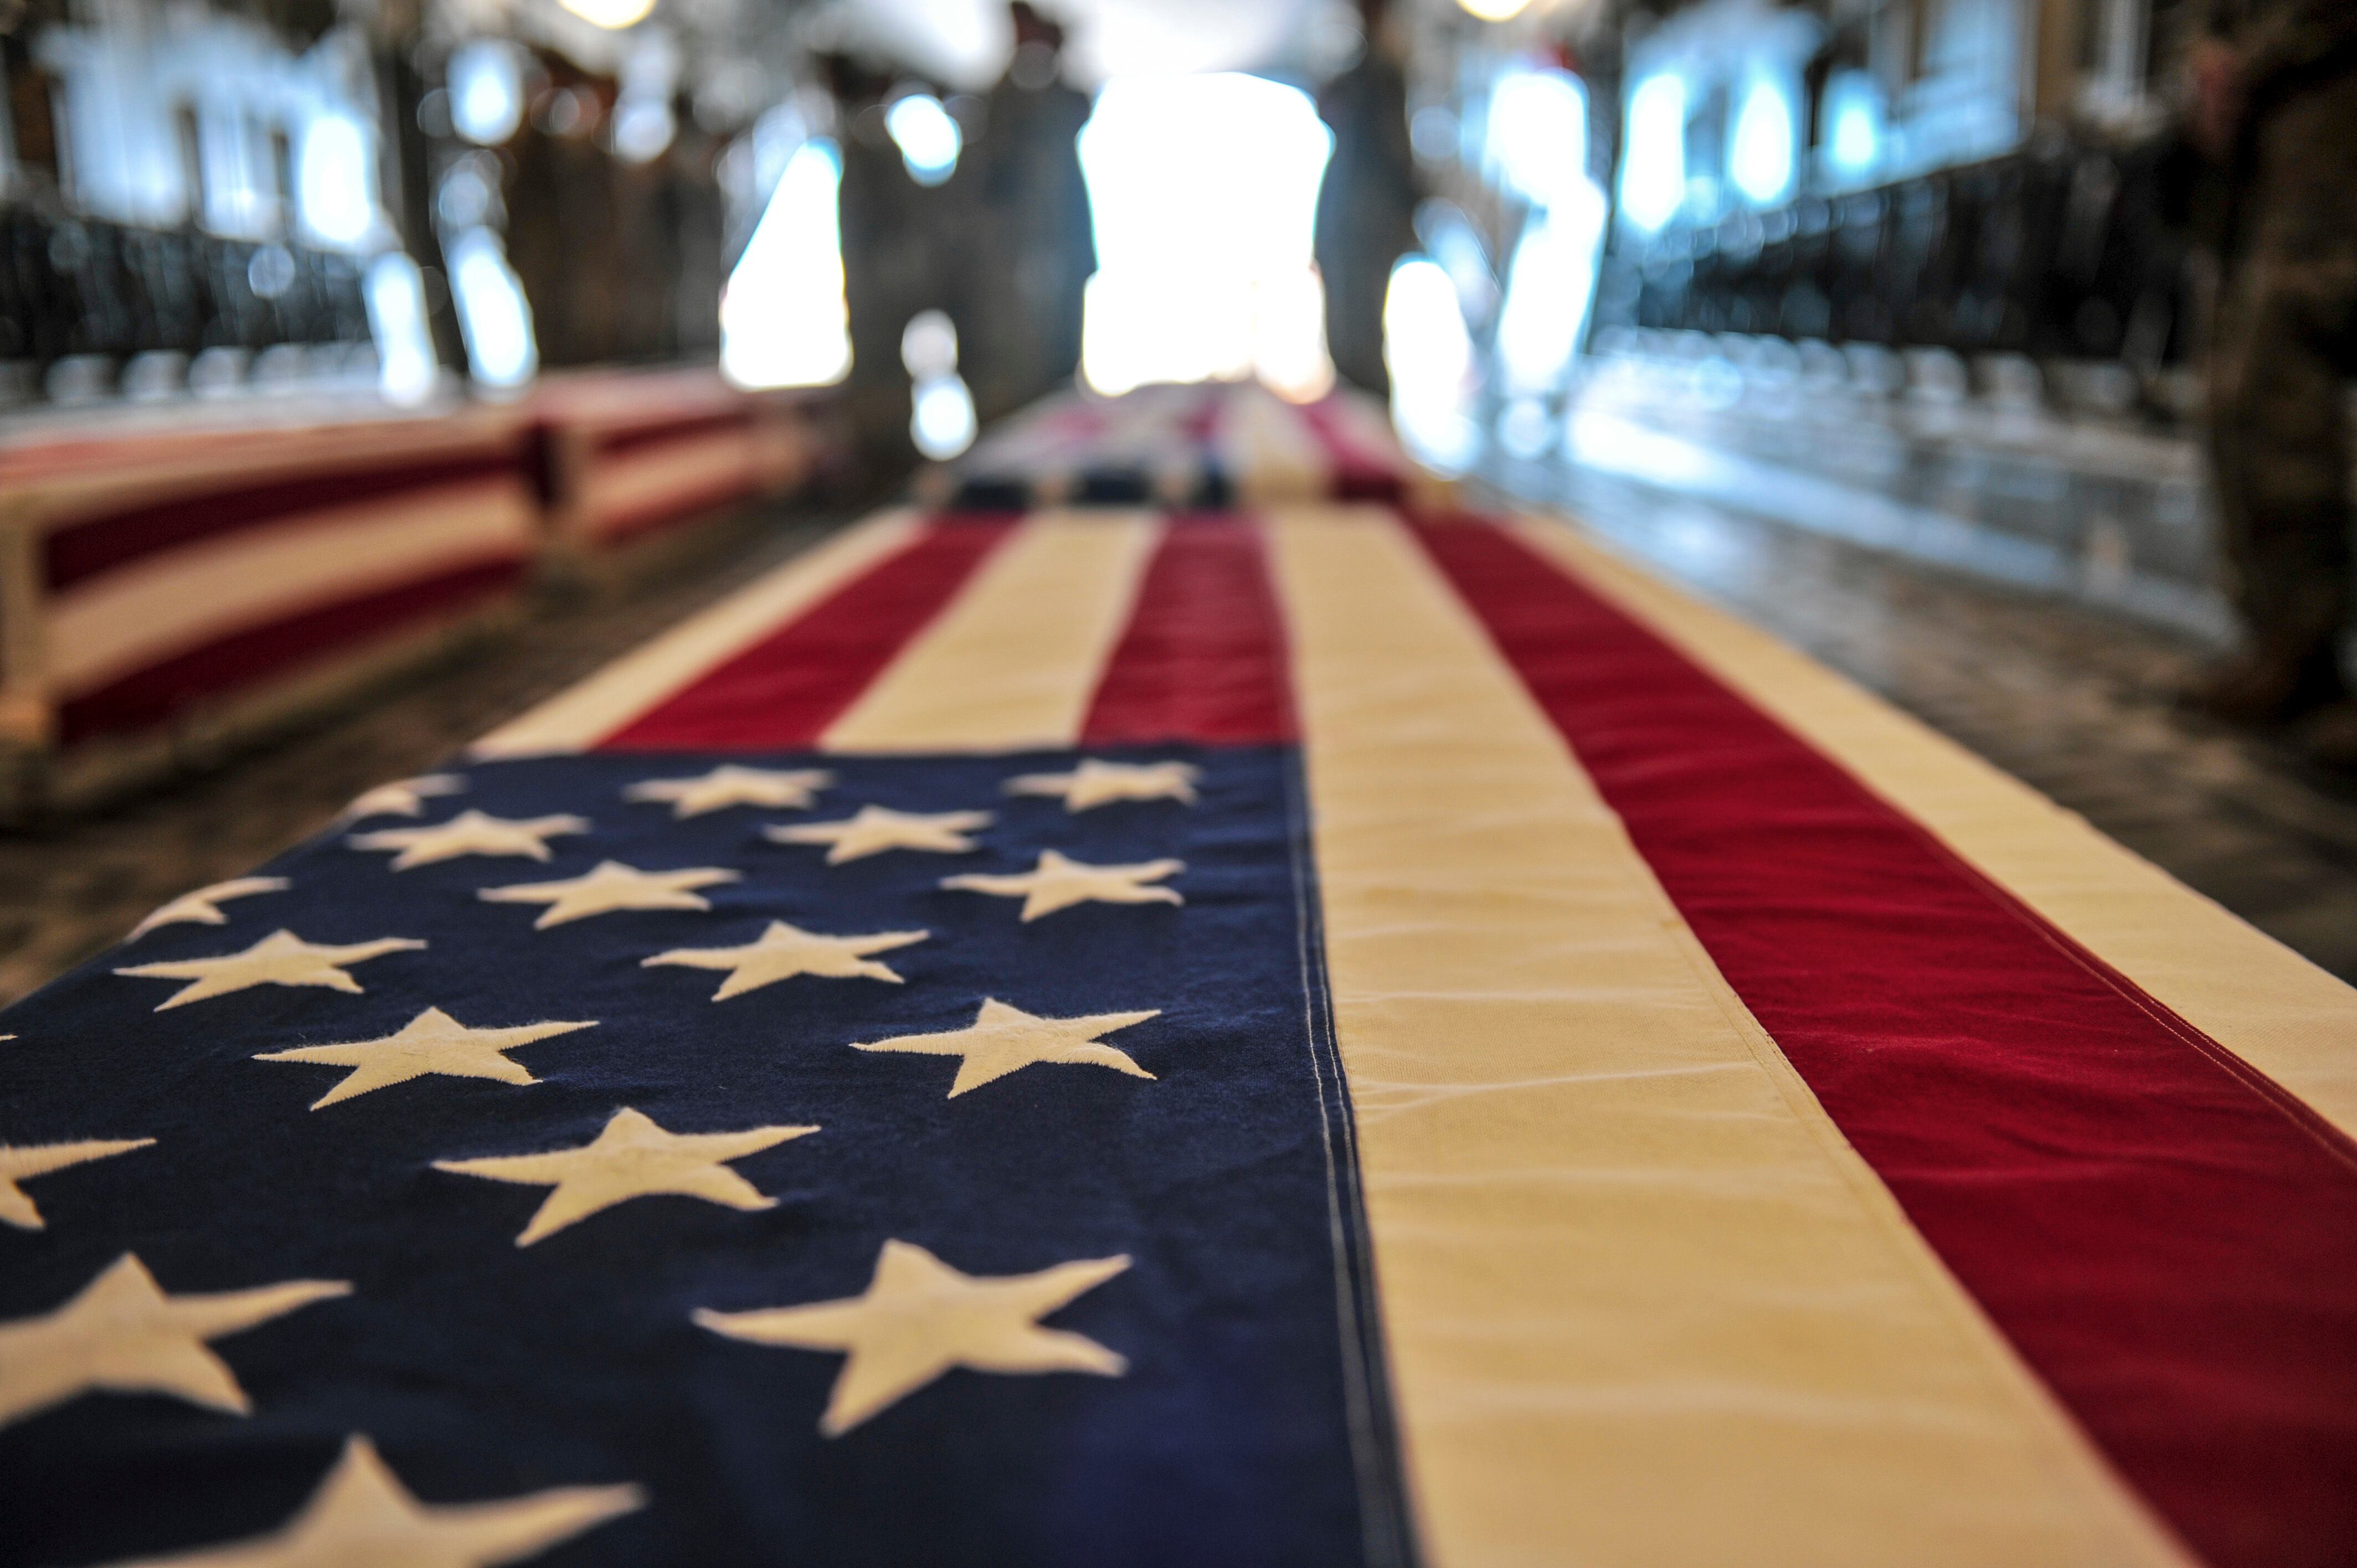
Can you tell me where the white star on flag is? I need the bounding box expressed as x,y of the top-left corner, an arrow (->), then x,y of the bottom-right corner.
695,1239 -> 1130,1435
624,765 -> 835,818
335,773 -> 466,823
851,998 -> 1161,1096
83,1435 -> 642,1567
254,1008 -> 598,1108
944,850 -> 1185,921
115,930 -> 426,1010
1003,759 -> 1201,811
644,921 -> 929,999
477,861 -> 740,929
0,1137 -> 155,1230
766,806 -> 993,864
0,1252 -> 348,1428
348,811 -> 589,870
126,877 -> 290,941
434,1107 -> 819,1246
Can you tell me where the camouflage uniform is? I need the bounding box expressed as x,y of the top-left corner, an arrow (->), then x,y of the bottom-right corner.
2200,0 -> 2357,715
955,68 -> 1097,426
1315,47 -> 1420,399
837,100 -> 934,476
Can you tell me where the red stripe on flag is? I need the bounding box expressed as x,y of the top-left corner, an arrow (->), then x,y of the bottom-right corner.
1294,398 -> 1403,501
1082,517 -> 1295,746
599,516 -> 1016,751
1414,516 -> 2357,1568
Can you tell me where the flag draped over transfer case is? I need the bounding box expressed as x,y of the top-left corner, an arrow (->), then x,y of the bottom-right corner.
5,497 -> 2357,1567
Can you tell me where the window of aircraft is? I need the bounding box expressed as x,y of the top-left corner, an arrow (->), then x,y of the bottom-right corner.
613,94 -> 676,162
298,115 -> 376,247
1497,197 -> 1605,394
1618,73 -> 1687,233
1820,69 -> 1885,184
1486,66 -> 1588,209
1487,66 -> 1607,396
1409,104 -> 1457,164
1728,74 -> 1797,207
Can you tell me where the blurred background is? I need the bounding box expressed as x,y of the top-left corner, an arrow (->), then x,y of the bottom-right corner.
0,0 -> 2222,462
0,0 -> 2298,666
4,0 -> 2357,994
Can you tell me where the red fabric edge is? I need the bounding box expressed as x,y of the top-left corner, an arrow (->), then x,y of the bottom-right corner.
44,457 -> 524,592
588,472 -> 764,549
590,407 -> 757,458
58,556 -> 526,747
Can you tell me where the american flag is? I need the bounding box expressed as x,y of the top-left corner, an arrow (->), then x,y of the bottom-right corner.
6,486 -> 2357,1567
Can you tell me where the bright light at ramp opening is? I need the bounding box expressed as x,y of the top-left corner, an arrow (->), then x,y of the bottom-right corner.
1078,73 -> 1334,401
722,138 -> 853,390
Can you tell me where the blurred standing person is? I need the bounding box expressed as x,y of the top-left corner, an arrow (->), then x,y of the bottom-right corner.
2184,0 -> 2357,763
828,53 -> 931,476
1314,0 -> 1420,398
612,135 -> 683,362
668,107 -> 727,359
506,63 -> 622,368
958,4 -> 1095,424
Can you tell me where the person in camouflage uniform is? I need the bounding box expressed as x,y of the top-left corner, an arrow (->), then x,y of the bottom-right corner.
2186,0 -> 2357,762
954,4 -> 1097,426
825,53 -> 935,479
1315,0 -> 1422,399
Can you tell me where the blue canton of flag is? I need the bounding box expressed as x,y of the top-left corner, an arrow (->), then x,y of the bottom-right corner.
0,746 -> 1412,1568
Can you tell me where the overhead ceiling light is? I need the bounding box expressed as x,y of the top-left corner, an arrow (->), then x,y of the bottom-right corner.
560,0 -> 655,30
1458,0 -> 1535,20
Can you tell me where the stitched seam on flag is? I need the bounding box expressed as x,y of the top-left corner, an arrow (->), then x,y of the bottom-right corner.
1283,744 -> 1423,1568
1893,803 -> 2357,1178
